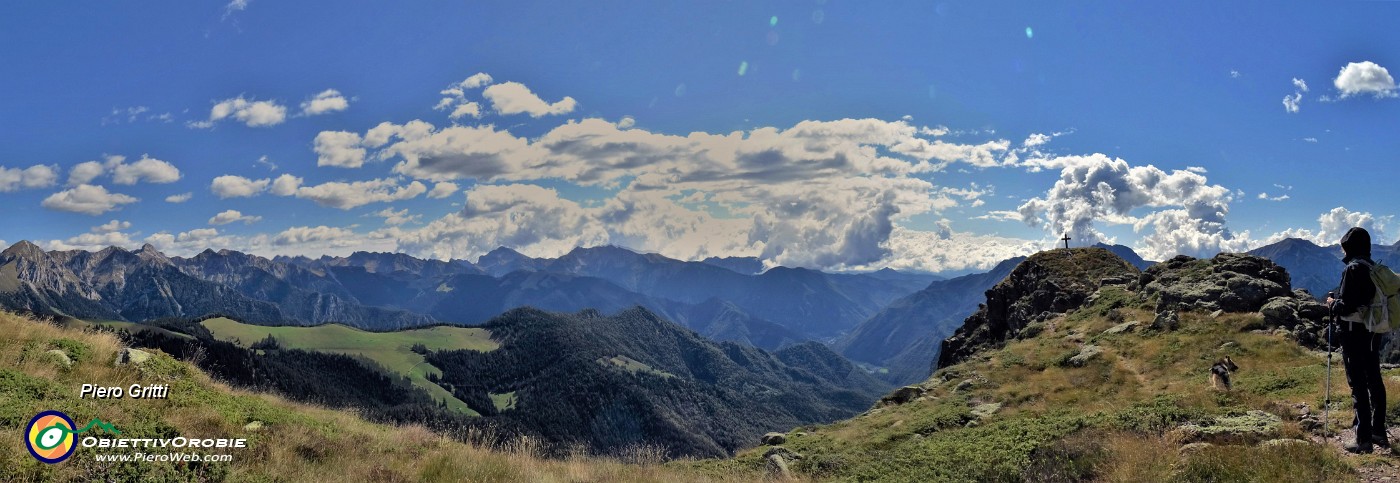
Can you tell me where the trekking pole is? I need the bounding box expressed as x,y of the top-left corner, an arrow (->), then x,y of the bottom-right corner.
1325,313 -> 1333,439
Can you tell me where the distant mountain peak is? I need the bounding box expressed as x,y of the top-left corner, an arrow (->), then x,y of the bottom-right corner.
2,240 -> 48,259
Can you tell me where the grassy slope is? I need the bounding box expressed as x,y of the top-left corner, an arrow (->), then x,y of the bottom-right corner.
201,317 -> 496,415
0,311 -> 761,482
687,286 -> 1400,481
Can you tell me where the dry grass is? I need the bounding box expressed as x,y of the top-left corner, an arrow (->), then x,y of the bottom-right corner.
0,311 -> 766,482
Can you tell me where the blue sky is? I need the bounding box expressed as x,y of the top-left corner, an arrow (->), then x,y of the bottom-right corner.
2,1 -> 1398,272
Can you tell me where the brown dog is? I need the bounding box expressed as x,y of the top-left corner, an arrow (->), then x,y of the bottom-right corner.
1210,356 -> 1239,391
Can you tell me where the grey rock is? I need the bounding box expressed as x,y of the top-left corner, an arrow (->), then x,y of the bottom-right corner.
1068,345 -> 1103,367
879,386 -> 927,406
761,432 -> 787,446
115,348 -> 152,366
971,402 -> 1002,419
1102,321 -> 1140,335
765,454 -> 793,480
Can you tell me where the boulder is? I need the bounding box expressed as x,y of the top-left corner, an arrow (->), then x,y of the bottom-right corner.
1151,310 -> 1179,332
115,348 -> 152,366
879,386 -> 927,406
1067,345 -> 1103,367
1102,321 -> 1140,335
765,454 -> 793,480
1260,297 -> 1300,328
243,421 -> 264,432
761,432 -> 787,446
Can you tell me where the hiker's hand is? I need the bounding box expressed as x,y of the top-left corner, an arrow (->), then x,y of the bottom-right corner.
1326,297 -> 1336,305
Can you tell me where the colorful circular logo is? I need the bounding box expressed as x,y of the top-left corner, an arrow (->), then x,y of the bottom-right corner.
25,410 -> 77,464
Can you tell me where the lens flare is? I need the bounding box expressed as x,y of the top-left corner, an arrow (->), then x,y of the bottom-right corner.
738,61 -> 749,76
770,16 -> 778,27
1025,27 -> 1034,39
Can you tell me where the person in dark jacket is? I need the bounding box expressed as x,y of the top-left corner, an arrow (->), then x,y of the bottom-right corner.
1325,226 -> 1389,453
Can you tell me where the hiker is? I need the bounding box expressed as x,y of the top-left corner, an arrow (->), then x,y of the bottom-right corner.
1325,227 -> 1390,453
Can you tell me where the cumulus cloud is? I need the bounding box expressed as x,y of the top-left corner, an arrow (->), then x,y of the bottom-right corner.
1283,92 -> 1303,113
273,225 -> 359,247
1264,207 -> 1391,246
427,181 -> 458,199
370,208 -> 421,226
292,178 -> 427,209
300,89 -> 350,116
1334,61 -> 1398,99
42,184 -> 139,215
165,192 -> 193,203
195,96 -> 287,128
210,175 -> 271,198
93,220 -> 132,233
208,209 -> 262,225
314,131 -> 367,168
349,116 -> 1025,268
0,164 -> 58,192
112,155 -> 181,185
848,226 -> 1039,273
66,155 -> 180,186
1016,153 -> 1248,260
269,174 -> 302,196
434,73 -> 493,119
482,82 -> 578,117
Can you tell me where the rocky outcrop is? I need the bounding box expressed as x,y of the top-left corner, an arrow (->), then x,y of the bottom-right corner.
1140,253 -> 1291,314
937,248 -> 1141,369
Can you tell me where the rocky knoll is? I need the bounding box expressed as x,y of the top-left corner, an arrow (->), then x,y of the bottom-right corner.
1141,253 -> 1328,347
939,249 -> 1333,372
937,247 -> 1141,369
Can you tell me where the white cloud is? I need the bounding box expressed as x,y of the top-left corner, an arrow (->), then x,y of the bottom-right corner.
371,208 -> 421,226
848,226 -> 1039,273
45,229 -> 138,252
210,175 -> 271,198
165,192 -> 193,203
1283,92 -> 1303,113
482,81 -> 578,117
93,220 -> 132,233
293,178 -> 427,209
314,131 -> 367,168
269,174 -> 302,196
1264,207 -> 1391,247
1334,61 -> 1398,99
427,181 -> 459,199
1256,192 -> 1290,202
461,73 -> 493,89
0,164 -> 58,192
300,89 -> 349,116
274,225 -> 359,247
208,209 -> 262,225
450,102 -> 482,120
358,116 -> 1028,269
42,184 -> 139,215
67,155 -> 180,186
255,155 -> 278,171
111,155 -> 181,185
198,96 -> 287,128
1293,78 -> 1309,92
67,161 -> 106,186
1016,153 -> 1247,260
1230,70 -> 1241,78
617,116 -> 636,129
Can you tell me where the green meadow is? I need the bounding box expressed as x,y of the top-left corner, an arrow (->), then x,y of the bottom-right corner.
200,317 -> 498,415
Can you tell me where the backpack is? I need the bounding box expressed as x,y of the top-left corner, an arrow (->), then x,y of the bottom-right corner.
1341,259 -> 1400,333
